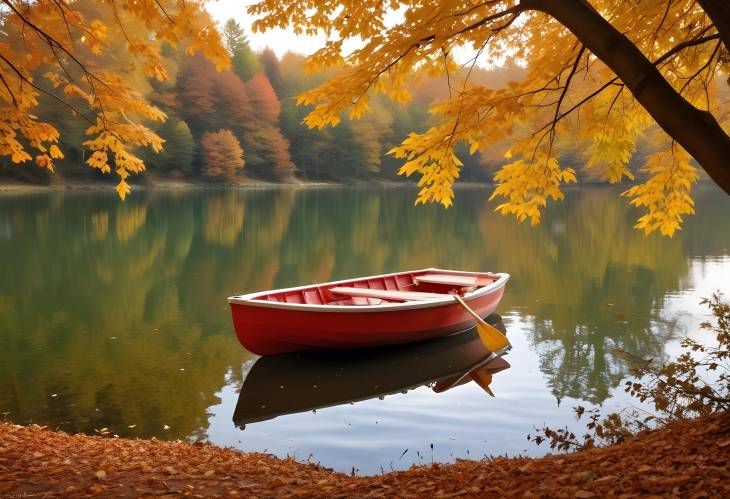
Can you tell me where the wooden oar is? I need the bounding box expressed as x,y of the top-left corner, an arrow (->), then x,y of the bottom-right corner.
469,369 -> 496,397
452,294 -> 511,354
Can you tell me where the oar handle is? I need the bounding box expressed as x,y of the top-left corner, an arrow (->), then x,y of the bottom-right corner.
452,293 -> 485,323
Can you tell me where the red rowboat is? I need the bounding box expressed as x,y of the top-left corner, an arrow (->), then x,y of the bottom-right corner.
228,268 -> 509,355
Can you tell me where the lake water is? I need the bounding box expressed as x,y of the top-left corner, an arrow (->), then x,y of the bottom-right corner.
1,186 -> 729,474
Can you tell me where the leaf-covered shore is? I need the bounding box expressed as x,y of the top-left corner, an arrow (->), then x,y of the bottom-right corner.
1,412 -> 728,497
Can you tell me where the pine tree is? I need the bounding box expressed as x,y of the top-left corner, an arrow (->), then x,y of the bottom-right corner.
222,19 -> 247,54
223,19 -> 260,81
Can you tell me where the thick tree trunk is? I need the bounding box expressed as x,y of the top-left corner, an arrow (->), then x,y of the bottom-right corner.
698,0 -> 730,52
531,0 -> 730,195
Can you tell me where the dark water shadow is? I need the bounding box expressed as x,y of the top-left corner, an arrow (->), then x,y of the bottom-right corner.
233,314 -> 510,426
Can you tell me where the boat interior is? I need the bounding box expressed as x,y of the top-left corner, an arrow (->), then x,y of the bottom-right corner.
253,270 -> 500,306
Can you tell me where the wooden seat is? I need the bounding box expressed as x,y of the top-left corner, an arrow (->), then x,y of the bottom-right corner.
329,286 -> 446,302
413,273 -> 478,287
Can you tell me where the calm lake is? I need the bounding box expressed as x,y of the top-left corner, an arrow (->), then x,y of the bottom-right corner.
1,186 -> 729,474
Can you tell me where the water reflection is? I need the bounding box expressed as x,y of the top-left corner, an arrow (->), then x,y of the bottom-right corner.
0,187 -> 728,453
234,316 -> 510,426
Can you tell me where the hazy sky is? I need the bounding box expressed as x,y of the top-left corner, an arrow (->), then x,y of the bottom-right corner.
206,1 -> 497,66
206,0 -> 338,57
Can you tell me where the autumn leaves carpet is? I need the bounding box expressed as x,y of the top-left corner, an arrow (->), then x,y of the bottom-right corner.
1,412 -> 729,497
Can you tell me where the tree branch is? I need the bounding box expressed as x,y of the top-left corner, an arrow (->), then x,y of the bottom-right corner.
547,44 -> 585,153
0,53 -> 94,123
533,0 -> 730,194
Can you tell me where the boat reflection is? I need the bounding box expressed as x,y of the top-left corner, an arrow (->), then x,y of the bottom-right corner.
233,314 -> 511,427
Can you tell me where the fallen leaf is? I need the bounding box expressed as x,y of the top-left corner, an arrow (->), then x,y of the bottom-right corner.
572,470 -> 595,484
89,484 -> 105,494
593,475 -> 617,484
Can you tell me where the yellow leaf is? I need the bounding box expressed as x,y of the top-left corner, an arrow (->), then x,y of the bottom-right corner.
116,180 -> 130,201
49,144 -> 64,159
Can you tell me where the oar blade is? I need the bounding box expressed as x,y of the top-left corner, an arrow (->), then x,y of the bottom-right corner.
469,370 -> 496,397
475,321 -> 511,353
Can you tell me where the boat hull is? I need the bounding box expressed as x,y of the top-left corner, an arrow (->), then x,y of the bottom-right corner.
229,268 -> 508,355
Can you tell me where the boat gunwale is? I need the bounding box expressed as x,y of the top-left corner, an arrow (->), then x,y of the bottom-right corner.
227,268 -> 510,313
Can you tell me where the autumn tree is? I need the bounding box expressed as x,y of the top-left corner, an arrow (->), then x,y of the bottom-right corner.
175,54 -> 295,181
200,129 -> 245,180
248,0 -> 730,235
242,123 -> 297,180
0,0 -> 229,198
241,72 -> 295,179
175,54 -> 221,135
247,73 -> 281,125
176,53 -> 254,136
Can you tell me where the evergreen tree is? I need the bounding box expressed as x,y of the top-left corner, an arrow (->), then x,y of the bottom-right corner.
223,19 -> 260,81
222,18 -> 246,53
145,118 -> 195,173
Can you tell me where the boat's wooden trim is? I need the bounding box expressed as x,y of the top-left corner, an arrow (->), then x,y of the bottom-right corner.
330,286 -> 445,302
227,268 -> 510,313
413,273 -> 478,287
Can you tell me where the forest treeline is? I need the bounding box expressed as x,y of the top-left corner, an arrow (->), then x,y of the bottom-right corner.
0,12 -> 668,186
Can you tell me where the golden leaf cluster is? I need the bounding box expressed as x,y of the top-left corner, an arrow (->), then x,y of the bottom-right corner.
622,146 -> 699,236
0,0 -> 229,199
249,0 -> 729,234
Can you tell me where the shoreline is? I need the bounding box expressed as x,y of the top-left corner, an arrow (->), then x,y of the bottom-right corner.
0,179 -> 494,195
0,179 -> 420,193
1,412 -> 728,497
0,178 -> 721,195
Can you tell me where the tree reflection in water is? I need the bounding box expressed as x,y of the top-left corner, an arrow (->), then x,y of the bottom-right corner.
0,186 -> 728,439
